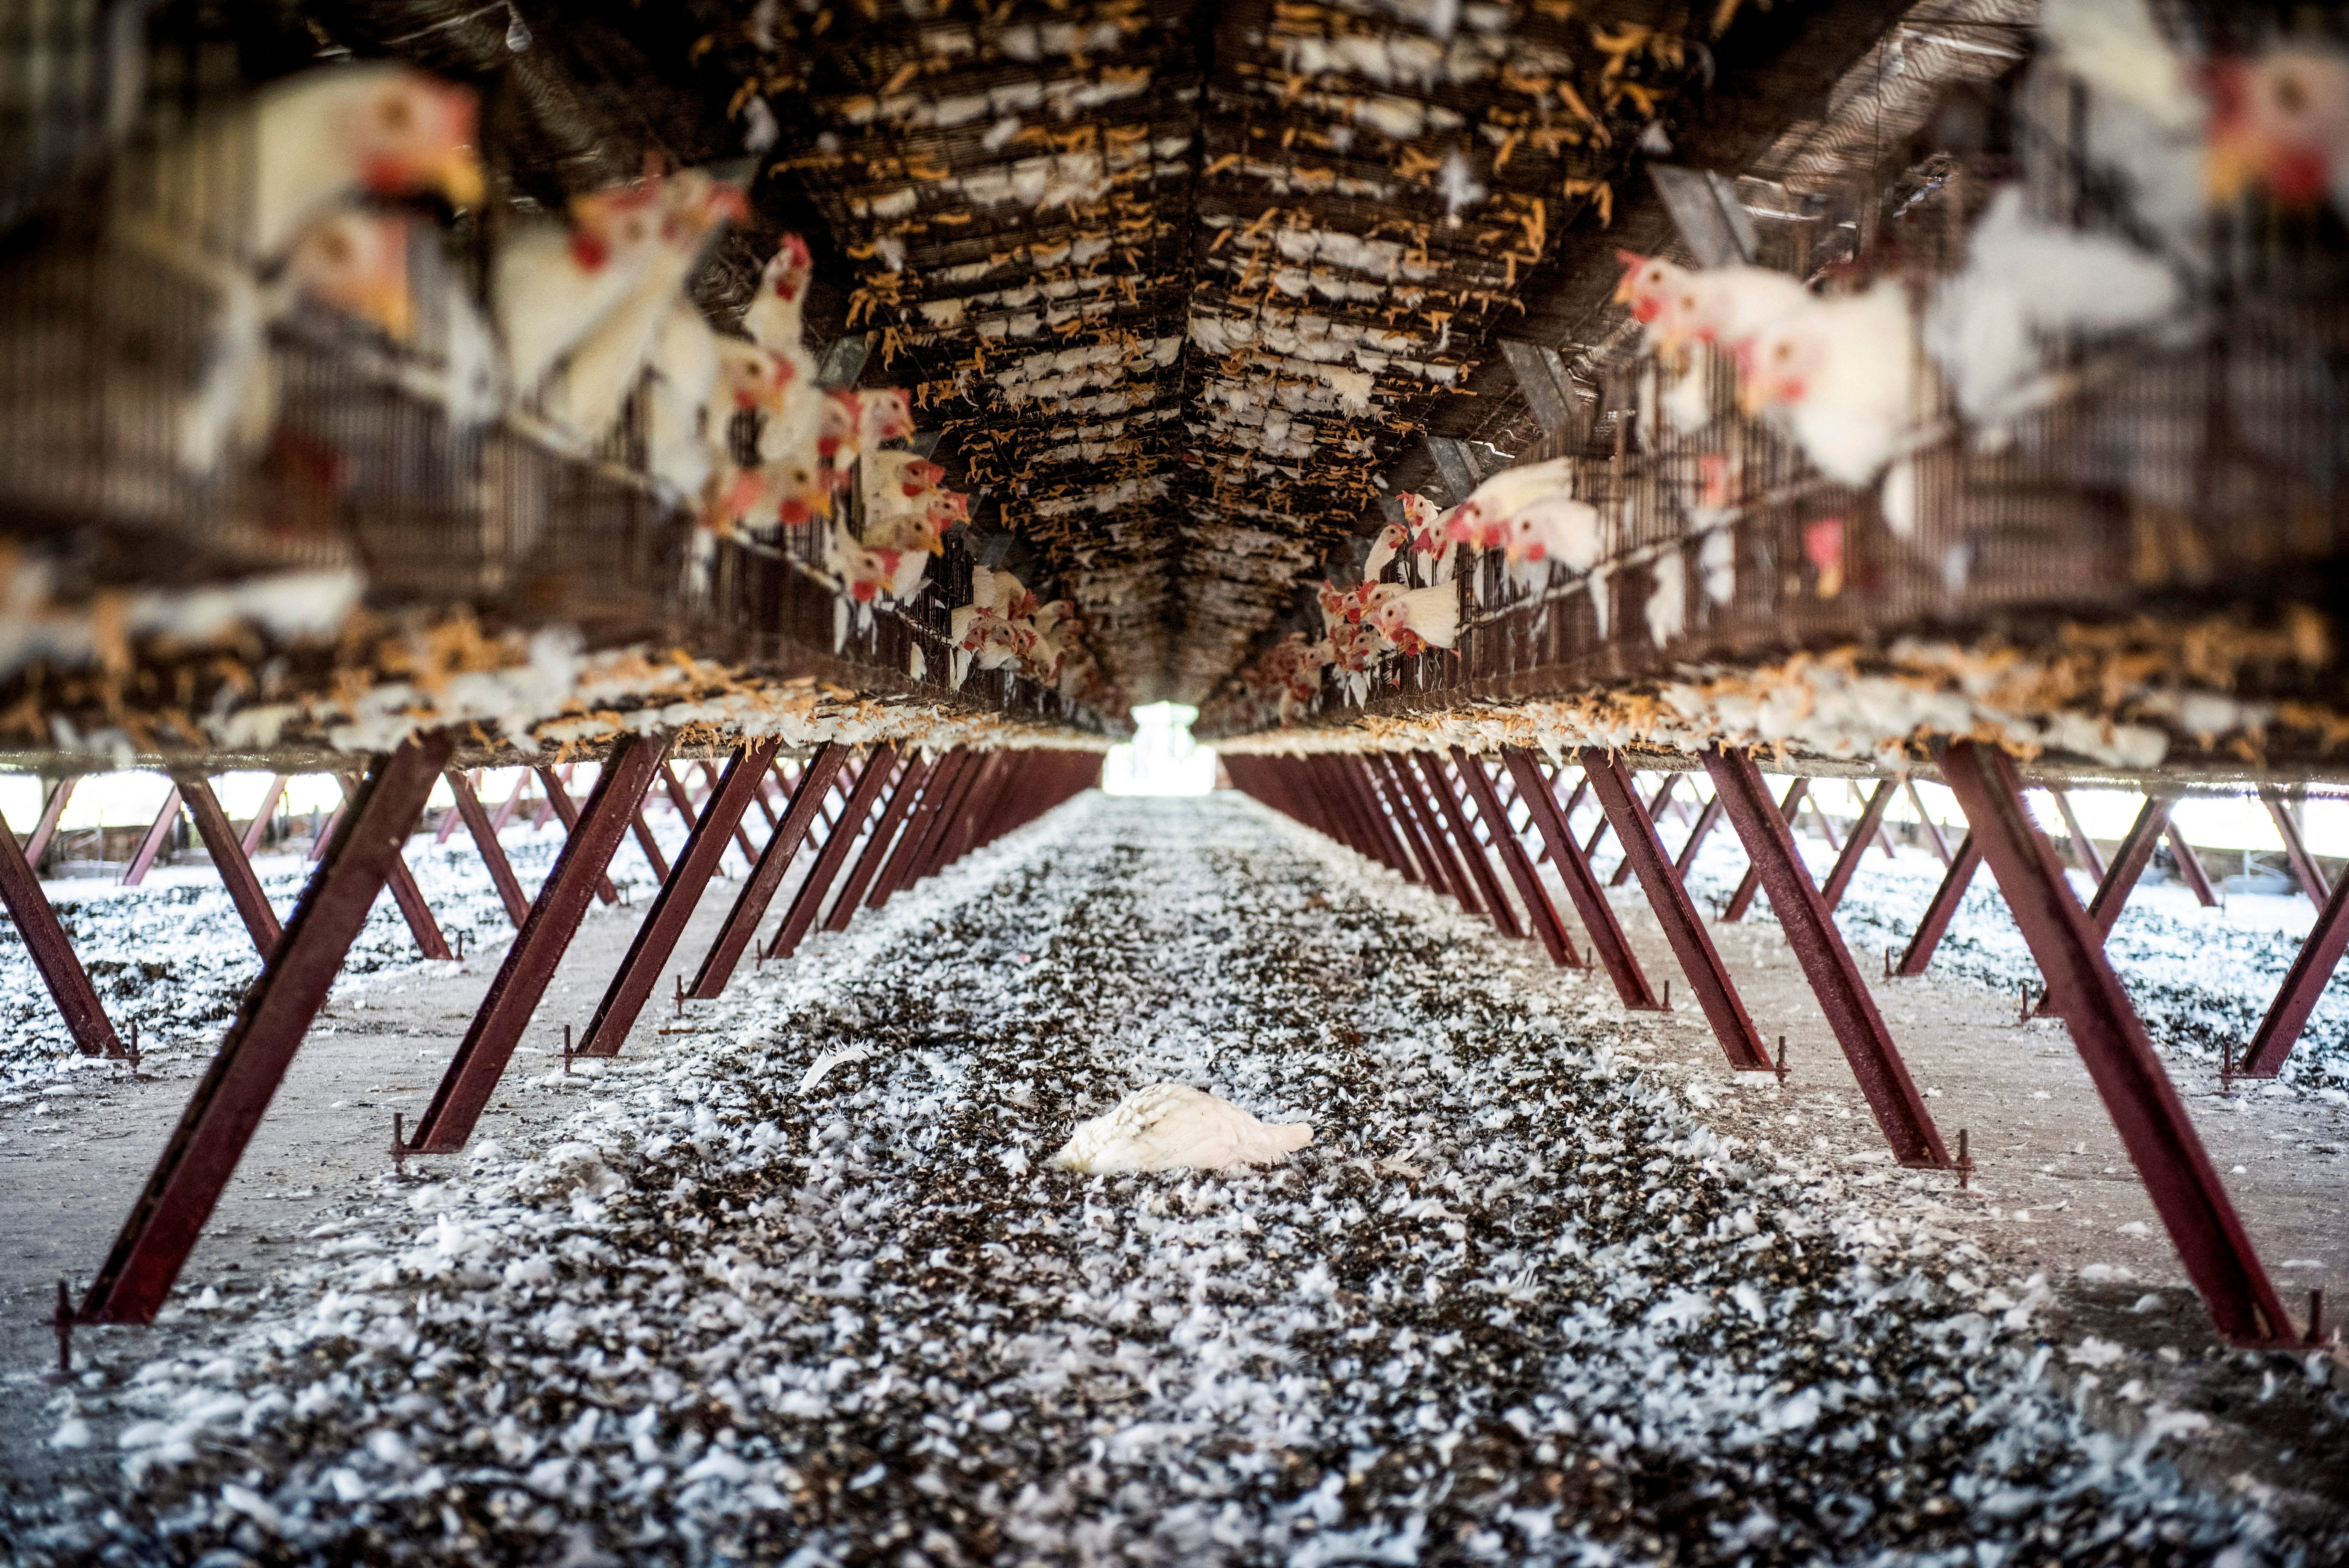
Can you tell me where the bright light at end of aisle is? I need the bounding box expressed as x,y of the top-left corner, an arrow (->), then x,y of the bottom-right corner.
1103,703 -> 1217,796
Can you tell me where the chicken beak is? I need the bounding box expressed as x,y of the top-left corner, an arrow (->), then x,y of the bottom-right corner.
360,278 -> 415,342
433,148 -> 488,212
2203,134 -> 2263,205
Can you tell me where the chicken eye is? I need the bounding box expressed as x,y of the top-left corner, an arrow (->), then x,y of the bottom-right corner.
1773,342 -> 1791,361
378,94 -> 415,133
318,230 -> 354,264
2273,70 -> 2307,115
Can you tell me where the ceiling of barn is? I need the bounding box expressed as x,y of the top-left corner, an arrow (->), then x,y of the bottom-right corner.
325,0 -> 1924,707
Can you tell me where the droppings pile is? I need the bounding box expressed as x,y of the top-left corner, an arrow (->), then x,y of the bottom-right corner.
7,795 -> 2344,1565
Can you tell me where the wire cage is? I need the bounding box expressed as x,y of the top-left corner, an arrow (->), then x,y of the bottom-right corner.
1213,17 -> 2349,743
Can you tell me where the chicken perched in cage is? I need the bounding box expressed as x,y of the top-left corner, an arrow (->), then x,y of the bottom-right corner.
0,64 -> 484,535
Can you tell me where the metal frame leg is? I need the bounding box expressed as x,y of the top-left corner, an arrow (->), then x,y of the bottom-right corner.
1606,773 -> 1680,888
342,770 -> 452,962
1582,749 -> 1770,1070
2086,795 -> 2175,936
1937,740 -> 2296,1346
1722,777 -> 1809,922
1906,779 -> 1951,866
873,750 -> 969,907
1454,749 -> 1580,967
1673,793 -> 1726,882
435,772 -> 470,844
409,737 -> 669,1152
1418,752 -> 1523,937
1387,754 -> 1480,913
1501,749 -> 1662,1009
0,806 -> 124,1057
1897,833 -> 1983,976
2259,786 -> 2331,907
448,770 -> 531,929
1817,777 -> 1897,912
489,770 -> 528,833
578,741 -> 783,1058
767,748 -> 900,961
537,766 -> 620,906
629,790 -> 672,885
1350,757 -> 1425,884
23,774 -> 79,868
1373,756 -> 1454,898
827,753 -> 933,930
240,775 -> 286,858
80,735 -> 453,1322
122,783 -> 182,886
1703,749 -> 1948,1165
2167,822 -> 2219,907
922,753 -> 1003,876
2241,868 -> 2349,1077
692,743 -> 848,996
179,777 -> 282,957
2049,788 -> 2108,881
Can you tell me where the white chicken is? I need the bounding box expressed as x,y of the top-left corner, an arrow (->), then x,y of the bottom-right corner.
495,178 -> 668,399
1050,1083 -> 1313,1175
1924,185 -> 2180,431
1500,494 -> 1604,589
1734,282 -> 1917,488
1365,582 -> 1459,655
124,64 -> 483,264
539,171 -> 744,445
647,300 -> 720,503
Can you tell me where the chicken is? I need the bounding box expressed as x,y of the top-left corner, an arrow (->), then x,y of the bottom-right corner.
1923,185 -> 2180,430
1500,494 -> 1603,588
539,171 -> 745,445
862,451 -> 947,517
282,210 -> 414,340
1661,265 -> 1811,355
647,301 -> 720,503
495,178 -> 669,399
1447,455 -> 1577,549
1365,581 -> 1459,654
1734,283 -> 1917,488
2205,44 -> 2349,218
1613,251 -> 1695,350
122,65 -> 482,265
742,233 -> 815,356
1363,518 -> 1409,580
1051,1083 -> 1313,1175
859,388 -> 916,447
2040,0 -> 2201,133
1397,492 -> 1458,581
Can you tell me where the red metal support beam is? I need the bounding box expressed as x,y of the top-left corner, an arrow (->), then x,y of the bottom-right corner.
1454,749 -> 1580,967
178,776 -> 282,958
435,772 -> 469,844
2241,867 -> 2349,1078
1607,773 -> 1680,888
1936,739 -> 2296,1346
121,784 -> 182,886
629,802 -> 671,885
1418,752 -> 1524,938
1906,780 -> 1951,866
1312,756 -> 1386,865
692,743 -> 848,996
488,770 -> 528,834
1703,749 -> 1948,1166
80,735 -> 453,1323
307,793 -> 345,863
240,775 -> 285,858
1500,749 -> 1662,1010
1818,777 -> 1898,912
1896,833 -> 1983,977
447,770 -> 531,929
347,771 -> 453,963
872,750 -> 969,908
767,748 -> 900,962
827,753 -> 932,930
537,766 -> 619,907
2259,786 -> 2331,907
1346,757 -> 1422,883
0,803 -> 125,1058
1722,777 -> 1809,922
2048,788 -> 2108,881
1361,757 -> 1438,887
922,753 -> 1003,876
1582,749 -> 1771,1070
409,736 -> 669,1152
662,763 -> 700,826
22,774 -> 78,869
2167,821 -> 2219,907
577,741 -> 783,1059
1383,753 -> 1478,912
1673,793 -> 1726,883
2087,795 -> 2175,937
741,761 -> 782,831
